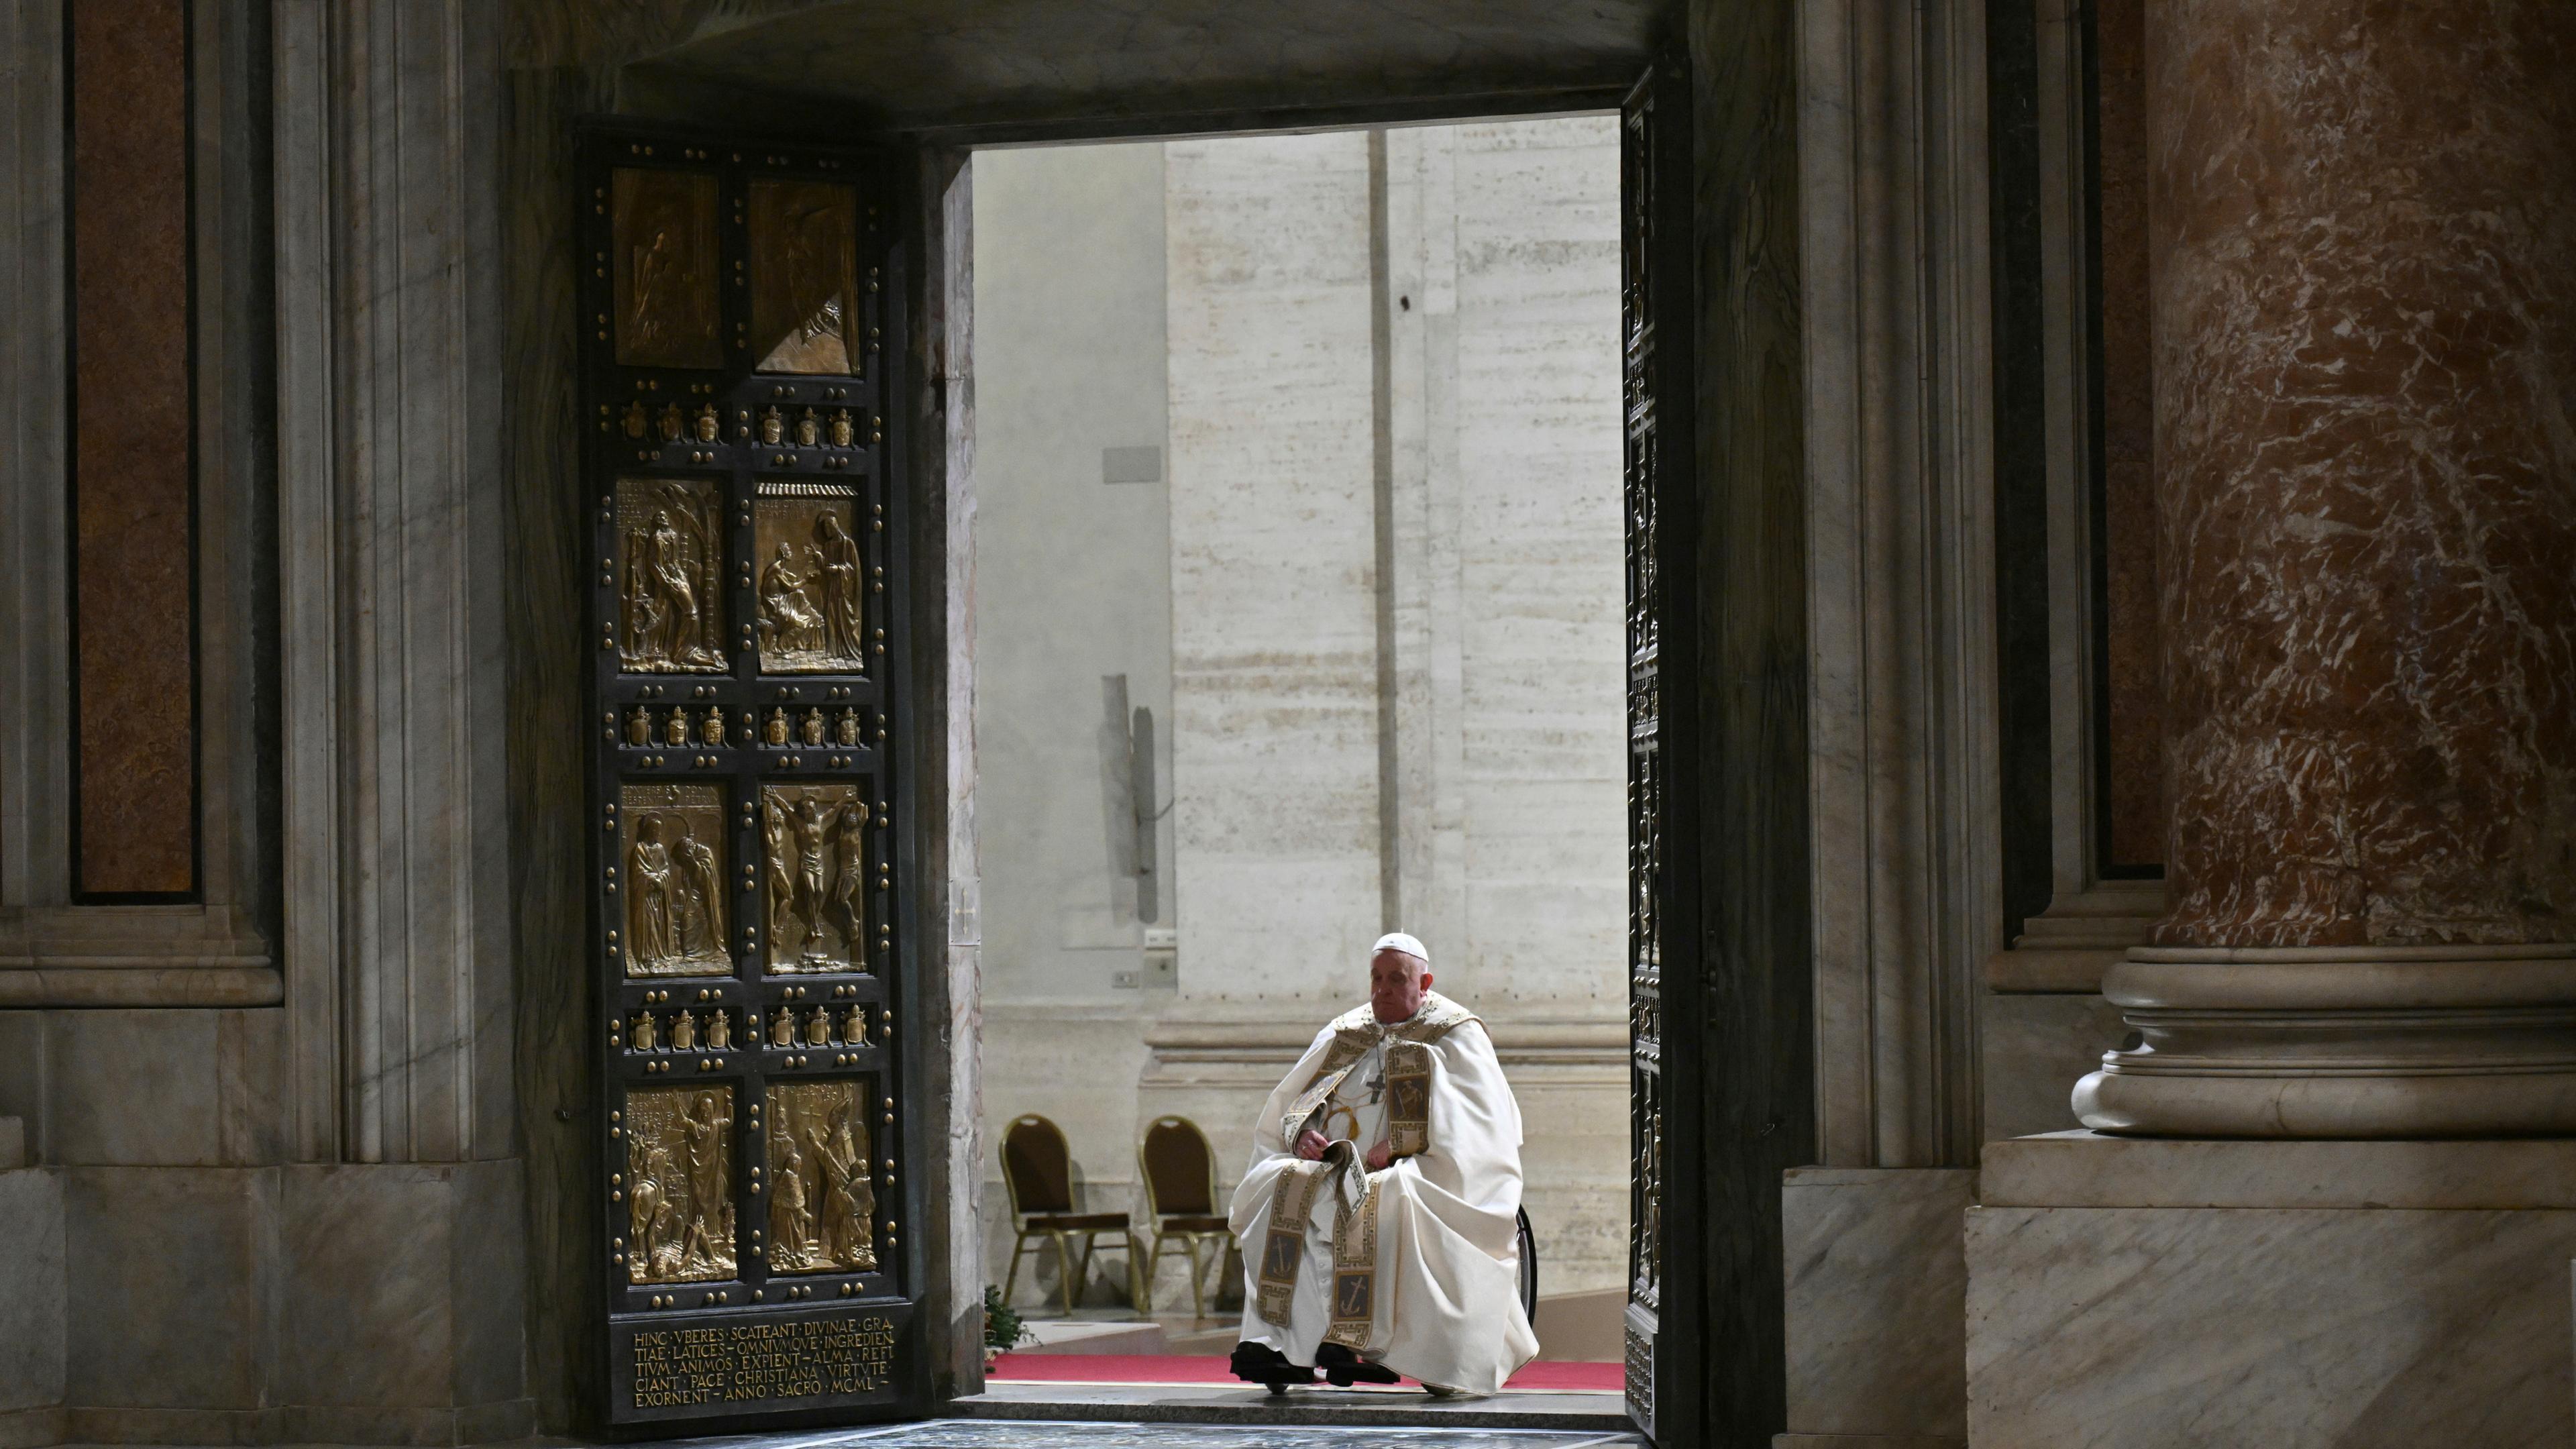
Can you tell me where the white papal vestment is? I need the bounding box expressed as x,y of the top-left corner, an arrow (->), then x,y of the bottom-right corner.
1228,990 -> 1539,1393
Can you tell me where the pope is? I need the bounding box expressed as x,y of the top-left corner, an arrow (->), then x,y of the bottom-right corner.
1226,932 -> 1539,1396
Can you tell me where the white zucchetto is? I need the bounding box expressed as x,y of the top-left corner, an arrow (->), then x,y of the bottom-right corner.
1371,931 -> 1430,967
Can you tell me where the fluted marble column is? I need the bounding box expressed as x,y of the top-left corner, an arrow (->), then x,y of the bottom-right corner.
2076,0 -> 2576,1136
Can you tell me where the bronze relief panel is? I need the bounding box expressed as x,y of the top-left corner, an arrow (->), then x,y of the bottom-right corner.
764,1078 -> 878,1275
759,782 -> 868,973
749,179 -> 859,375
612,168 -> 722,370
624,1085 -> 737,1285
617,478 -> 729,674
754,485 -> 865,674
621,782 -> 732,979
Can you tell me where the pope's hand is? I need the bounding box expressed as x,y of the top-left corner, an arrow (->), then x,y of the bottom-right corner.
1294,1130 -> 1330,1161
1365,1141 -> 1393,1172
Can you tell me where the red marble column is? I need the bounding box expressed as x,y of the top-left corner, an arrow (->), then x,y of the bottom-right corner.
2150,0 -> 2576,948
2078,0 -> 2576,1135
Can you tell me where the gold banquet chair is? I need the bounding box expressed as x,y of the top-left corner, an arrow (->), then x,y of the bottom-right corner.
1136,1115 -> 1236,1318
1000,1113 -> 1140,1314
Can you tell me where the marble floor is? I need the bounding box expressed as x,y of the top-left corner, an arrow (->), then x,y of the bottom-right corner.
691,1423 -> 1643,1448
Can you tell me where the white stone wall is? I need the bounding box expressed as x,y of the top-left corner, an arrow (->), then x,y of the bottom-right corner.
1165,130 -> 1386,1013
1381,120 -> 1629,1018
968,141 -> 1177,1285
974,116 -> 1630,1308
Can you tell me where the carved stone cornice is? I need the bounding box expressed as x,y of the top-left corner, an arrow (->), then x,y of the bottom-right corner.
0,904 -> 276,1006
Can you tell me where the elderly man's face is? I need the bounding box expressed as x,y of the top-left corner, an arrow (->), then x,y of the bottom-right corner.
1369,948 -> 1432,1023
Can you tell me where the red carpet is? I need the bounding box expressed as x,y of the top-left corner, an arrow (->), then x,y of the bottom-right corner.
987,1352 -> 1622,1393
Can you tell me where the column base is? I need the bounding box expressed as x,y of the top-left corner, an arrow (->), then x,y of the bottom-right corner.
2074,945 -> 2576,1137
1969,1133 -> 2576,1446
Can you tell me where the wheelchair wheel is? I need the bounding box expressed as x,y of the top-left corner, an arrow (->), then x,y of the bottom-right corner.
1515,1206 -> 1538,1324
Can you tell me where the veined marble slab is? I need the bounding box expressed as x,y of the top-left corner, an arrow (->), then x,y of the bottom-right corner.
0,1166 -> 63,1417
1981,1131 -> 2576,1208
1782,1168 -> 1973,1442
1966,1203 -> 2576,1446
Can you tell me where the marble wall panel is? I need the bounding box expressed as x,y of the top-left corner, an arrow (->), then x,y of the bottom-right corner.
0,1016 -> 45,1163
1782,1168 -> 1972,1442
62,1167 -> 277,1412
0,1168 -> 64,1416
44,1010 -> 217,1165
43,1008 -> 280,1167
446,1161 -> 530,1411
1980,1134 -> 2576,1211
278,1162 -> 528,1420
1977,993 -> 2124,1145
1966,1204 -> 2576,1446
279,1167 -> 452,1409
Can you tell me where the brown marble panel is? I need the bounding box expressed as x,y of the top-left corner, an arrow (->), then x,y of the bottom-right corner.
71,0 -> 196,897
2094,0 -> 2161,871
2149,0 -> 2576,946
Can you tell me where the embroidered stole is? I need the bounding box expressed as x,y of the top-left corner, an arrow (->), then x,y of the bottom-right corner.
1255,998 -> 1475,1336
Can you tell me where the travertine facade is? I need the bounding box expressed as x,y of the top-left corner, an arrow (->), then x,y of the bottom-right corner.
974,119 -> 1631,1306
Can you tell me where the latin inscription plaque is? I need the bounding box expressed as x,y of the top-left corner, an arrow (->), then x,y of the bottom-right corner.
613,1306 -> 907,1424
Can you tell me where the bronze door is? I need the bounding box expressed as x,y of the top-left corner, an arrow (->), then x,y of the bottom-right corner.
580,125 -> 926,1429
1622,57 -> 1698,1446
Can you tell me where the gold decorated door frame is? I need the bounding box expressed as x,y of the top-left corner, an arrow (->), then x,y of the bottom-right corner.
580,123 -> 926,1429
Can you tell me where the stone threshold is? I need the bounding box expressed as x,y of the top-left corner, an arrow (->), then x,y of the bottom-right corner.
950,1383 -> 1633,1432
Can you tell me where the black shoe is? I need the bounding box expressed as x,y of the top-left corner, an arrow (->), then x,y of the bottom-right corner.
1315,1341 -> 1401,1387
1230,1340 -> 1316,1393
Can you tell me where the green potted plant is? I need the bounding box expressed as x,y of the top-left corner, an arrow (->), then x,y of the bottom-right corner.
982,1284 -> 1030,1371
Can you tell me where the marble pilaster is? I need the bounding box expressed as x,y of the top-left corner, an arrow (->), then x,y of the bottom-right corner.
274,0 -> 513,1164
2076,0 -> 2576,1138
1794,0 -> 1998,1168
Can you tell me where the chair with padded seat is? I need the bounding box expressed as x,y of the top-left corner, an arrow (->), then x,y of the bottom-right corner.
1001,1113 -> 1139,1313
1136,1114 -> 1236,1318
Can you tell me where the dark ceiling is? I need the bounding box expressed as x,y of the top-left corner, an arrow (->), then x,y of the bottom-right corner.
605,0 -> 1665,140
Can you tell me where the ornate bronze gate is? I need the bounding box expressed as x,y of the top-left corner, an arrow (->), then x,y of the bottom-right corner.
579,125 -> 927,1428
1623,58 -> 1697,1445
